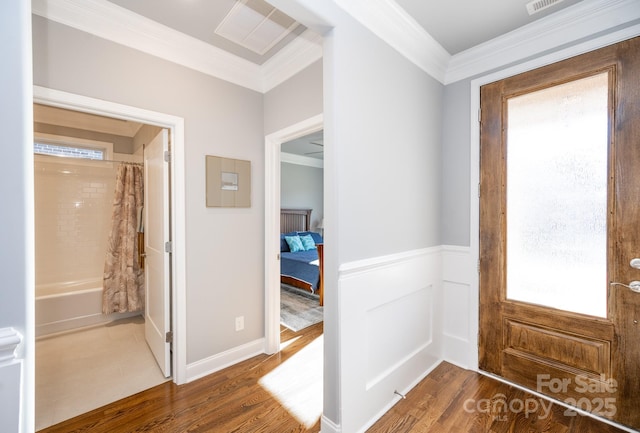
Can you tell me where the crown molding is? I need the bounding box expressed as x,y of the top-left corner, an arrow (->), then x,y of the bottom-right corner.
333,0 -> 450,84
281,152 -> 324,168
32,0 -> 639,93
31,0 -> 322,93
262,30 -> 323,92
445,0 -> 640,84
331,0 -> 640,86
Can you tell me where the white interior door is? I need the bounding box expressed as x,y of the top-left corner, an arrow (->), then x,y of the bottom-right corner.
144,128 -> 171,377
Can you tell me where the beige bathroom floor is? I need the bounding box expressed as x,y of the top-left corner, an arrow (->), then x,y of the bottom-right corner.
35,315 -> 169,431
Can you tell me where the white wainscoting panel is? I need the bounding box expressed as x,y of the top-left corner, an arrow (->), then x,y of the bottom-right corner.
441,245 -> 477,370
339,247 -> 443,433
0,328 -> 23,433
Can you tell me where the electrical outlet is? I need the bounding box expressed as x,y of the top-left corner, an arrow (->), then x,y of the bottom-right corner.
235,316 -> 244,331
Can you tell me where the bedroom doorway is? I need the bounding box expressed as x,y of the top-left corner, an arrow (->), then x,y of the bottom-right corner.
264,114 -> 323,353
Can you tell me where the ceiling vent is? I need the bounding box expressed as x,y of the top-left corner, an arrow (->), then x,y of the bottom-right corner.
215,0 -> 299,55
526,0 -> 565,15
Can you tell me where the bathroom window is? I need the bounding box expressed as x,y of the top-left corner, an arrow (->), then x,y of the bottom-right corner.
34,142 -> 105,160
33,133 -> 114,161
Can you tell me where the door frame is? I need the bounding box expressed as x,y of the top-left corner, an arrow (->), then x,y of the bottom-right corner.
264,114 -> 323,354
33,86 -> 188,384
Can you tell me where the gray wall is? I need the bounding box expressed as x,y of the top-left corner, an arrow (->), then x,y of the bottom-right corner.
32,15 -> 267,364
441,79 -> 471,246
306,4 -> 444,425
328,13 -> 444,264
439,22 -> 640,248
264,59 -> 323,136
281,162 -> 324,230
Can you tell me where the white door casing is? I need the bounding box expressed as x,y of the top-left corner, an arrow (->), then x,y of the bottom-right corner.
144,129 -> 171,377
264,114 -> 323,354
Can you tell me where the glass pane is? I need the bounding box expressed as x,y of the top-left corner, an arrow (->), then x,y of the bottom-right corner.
506,73 -> 608,317
34,142 -> 104,160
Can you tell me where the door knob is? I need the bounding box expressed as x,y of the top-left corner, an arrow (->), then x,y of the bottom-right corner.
630,258 -> 640,269
610,281 -> 640,293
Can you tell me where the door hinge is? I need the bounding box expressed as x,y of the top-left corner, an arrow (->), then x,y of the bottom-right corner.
478,108 -> 482,123
164,151 -> 171,163
277,253 -> 280,260
477,259 -> 481,274
165,331 -> 173,343
478,182 -> 481,198
165,241 -> 173,253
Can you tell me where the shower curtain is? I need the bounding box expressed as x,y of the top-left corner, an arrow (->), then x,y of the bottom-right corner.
103,163 -> 145,314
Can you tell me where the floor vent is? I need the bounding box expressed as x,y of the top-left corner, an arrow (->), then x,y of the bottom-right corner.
526,0 -> 565,15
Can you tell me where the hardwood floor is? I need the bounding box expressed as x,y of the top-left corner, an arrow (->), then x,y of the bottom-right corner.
39,323 -> 626,433
369,362 -> 627,433
38,323 -> 324,433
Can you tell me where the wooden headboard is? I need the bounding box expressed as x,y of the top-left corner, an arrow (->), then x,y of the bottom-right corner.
281,208 -> 312,233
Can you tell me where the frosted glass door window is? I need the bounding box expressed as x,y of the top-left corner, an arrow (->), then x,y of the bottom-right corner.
506,72 -> 609,317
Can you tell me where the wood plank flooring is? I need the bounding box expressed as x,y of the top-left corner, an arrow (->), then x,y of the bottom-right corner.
38,323 -> 324,433
369,362 -> 627,433
38,323 -> 627,433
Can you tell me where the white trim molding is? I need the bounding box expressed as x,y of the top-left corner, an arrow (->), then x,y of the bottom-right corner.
33,85 -> 188,385
31,0 -> 322,93
264,114 -> 324,355
0,328 -> 22,363
320,415 -> 341,433
330,0 -> 640,85
262,30 -> 323,91
446,0 -> 640,84
31,0 -> 640,90
333,0 -> 450,83
185,338 -> 265,383
280,152 -> 324,168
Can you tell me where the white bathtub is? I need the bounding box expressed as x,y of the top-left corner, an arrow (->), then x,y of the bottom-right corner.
36,278 -> 140,337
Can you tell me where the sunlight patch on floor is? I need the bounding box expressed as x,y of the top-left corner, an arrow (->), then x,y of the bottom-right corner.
279,335 -> 301,350
259,335 -> 323,428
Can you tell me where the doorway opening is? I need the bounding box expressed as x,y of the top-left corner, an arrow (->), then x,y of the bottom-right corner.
264,114 -> 323,353
32,86 -> 186,428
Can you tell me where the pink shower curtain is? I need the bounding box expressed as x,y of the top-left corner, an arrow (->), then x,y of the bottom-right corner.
102,163 -> 144,314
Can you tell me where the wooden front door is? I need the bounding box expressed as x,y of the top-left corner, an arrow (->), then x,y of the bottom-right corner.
479,37 -> 640,429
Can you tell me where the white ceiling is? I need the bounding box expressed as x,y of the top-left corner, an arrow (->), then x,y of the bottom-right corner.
35,0 -> 609,159
394,0 -> 584,54
106,0 -> 306,65
282,130 -> 324,160
106,0 -> 584,60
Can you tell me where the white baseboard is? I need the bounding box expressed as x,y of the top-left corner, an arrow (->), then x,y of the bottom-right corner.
185,338 -> 265,383
320,415 -> 341,433
36,311 -> 140,338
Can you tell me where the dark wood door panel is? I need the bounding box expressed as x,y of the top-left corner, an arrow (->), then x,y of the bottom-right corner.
480,36 -> 640,429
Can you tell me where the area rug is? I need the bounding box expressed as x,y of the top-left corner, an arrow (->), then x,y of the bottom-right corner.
280,286 -> 323,332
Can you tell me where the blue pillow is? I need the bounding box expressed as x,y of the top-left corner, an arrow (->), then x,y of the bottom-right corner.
280,232 -> 298,252
299,234 -> 316,250
298,231 -> 323,244
285,235 -> 305,253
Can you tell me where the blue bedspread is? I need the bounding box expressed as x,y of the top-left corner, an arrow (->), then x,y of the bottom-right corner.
280,249 -> 320,292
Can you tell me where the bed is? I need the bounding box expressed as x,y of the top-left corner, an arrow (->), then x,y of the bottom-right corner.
280,209 -> 324,306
